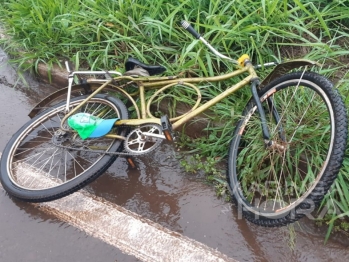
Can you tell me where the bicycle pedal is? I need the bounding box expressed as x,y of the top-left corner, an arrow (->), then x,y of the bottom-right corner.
125,156 -> 137,169
160,115 -> 174,142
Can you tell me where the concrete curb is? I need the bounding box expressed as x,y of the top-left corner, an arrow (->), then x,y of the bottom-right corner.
37,62 -> 69,88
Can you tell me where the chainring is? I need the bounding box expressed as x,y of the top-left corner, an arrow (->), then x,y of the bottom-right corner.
124,124 -> 164,155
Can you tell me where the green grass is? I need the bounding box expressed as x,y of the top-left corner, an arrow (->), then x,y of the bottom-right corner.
2,0 -> 349,73
1,0 -> 349,241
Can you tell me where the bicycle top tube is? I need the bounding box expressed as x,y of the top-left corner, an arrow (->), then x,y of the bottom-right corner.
105,55 -> 258,88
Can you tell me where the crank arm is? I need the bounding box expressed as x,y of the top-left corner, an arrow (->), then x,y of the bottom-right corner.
142,132 -> 166,140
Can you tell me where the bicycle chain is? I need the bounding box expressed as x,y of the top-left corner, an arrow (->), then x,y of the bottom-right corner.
52,140 -> 142,157
51,125 -> 162,157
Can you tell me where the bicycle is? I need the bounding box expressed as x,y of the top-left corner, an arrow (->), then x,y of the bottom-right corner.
0,21 -> 347,227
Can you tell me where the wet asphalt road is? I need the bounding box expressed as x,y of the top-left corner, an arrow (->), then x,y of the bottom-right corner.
1,49 -> 349,262
0,50 -> 140,262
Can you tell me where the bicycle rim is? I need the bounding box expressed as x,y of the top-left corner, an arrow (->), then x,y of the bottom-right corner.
5,96 -> 123,192
229,72 -> 343,221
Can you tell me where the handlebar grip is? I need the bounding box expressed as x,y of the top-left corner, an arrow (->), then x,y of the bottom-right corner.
180,20 -> 201,39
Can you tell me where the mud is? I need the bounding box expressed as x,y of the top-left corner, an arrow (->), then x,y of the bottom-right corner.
1,48 -> 349,261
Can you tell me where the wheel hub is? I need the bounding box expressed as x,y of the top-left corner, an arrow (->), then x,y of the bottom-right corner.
52,129 -> 82,148
268,140 -> 288,154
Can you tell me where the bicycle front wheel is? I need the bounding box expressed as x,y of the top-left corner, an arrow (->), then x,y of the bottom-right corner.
227,71 -> 348,226
0,94 -> 128,202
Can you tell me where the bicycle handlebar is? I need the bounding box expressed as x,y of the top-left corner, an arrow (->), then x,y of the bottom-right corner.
181,20 -> 238,64
181,20 -> 201,39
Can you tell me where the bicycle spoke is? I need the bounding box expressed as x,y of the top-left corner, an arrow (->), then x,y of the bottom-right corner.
4,96 -> 126,193
227,71 -> 345,226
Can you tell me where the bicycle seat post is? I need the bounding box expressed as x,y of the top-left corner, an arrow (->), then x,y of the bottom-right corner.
65,61 -> 74,113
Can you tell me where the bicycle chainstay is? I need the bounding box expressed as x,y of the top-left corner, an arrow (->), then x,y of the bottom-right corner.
51,125 -> 163,157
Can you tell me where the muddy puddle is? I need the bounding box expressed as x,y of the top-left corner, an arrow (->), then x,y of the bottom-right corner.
87,144 -> 349,261
0,48 -> 349,261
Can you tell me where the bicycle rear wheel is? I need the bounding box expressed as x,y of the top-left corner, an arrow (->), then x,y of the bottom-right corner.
0,94 -> 128,202
227,71 -> 348,226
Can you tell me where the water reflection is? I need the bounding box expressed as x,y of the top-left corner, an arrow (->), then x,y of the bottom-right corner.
86,142 -> 349,261
88,143 -> 184,233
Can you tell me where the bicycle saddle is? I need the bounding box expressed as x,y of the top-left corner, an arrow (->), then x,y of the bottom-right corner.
125,57 -> 166,76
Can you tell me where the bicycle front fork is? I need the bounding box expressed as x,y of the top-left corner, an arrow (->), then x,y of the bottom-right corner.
250,80 -> 284,148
